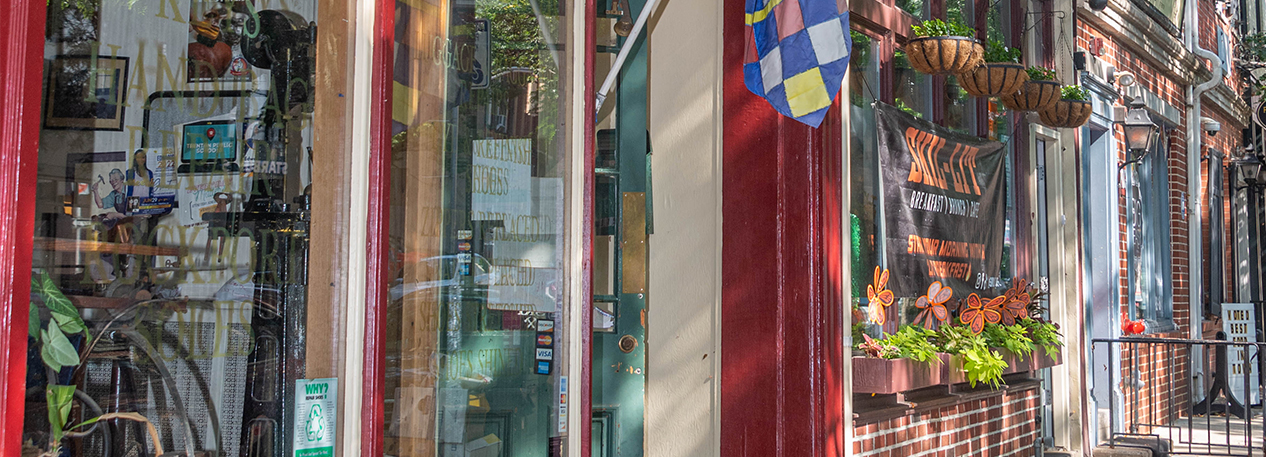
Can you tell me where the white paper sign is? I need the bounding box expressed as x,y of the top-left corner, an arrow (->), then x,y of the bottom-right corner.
293,378 -> 338,457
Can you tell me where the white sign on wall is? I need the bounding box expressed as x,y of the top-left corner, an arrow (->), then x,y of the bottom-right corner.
1222,303 -> 1259,405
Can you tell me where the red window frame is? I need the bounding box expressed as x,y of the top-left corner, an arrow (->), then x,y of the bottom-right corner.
0,1 -> 46,454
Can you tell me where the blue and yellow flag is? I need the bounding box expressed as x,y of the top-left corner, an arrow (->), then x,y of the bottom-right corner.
743,0 -> 851,127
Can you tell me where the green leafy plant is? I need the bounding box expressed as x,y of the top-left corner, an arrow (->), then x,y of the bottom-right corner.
883,326 -> 942,364
910,19 -> 976,38
983,39 -> 1022,63
1241,32 -> 1266,63
1026,66 -> 1058,81
1061,85 -> 1090,101
961,347 -> 1008,389
1023,319 -> 1064,358
983,323 -> 1034,360
934,324 -> 1006,388
29,271 -> 87,456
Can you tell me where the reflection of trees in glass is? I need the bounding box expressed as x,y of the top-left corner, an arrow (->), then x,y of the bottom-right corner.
478,0 -> 560,74
473,0 -> 565,172
896,0 -> 924,18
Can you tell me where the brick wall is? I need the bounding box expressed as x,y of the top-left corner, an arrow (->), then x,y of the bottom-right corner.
852,382 -> 1041,457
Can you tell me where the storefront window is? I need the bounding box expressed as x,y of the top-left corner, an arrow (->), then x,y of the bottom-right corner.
25,1 -> 350,456
383,0 -> 577,454
849,30 -> 881,323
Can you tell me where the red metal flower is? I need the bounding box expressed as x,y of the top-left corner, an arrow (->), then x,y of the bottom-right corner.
959,293 -> 1004,334
914,281 -> 953,329
867,266 -> 894,325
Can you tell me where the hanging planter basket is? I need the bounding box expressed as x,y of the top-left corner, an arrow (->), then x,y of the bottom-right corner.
999,80 -> 1061,112
905,36 -> 984,75
958,63 -> 1028,98
1038,98 -> 1093,128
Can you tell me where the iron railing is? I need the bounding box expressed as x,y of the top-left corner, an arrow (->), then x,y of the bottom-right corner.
1092,336 -> 1264,456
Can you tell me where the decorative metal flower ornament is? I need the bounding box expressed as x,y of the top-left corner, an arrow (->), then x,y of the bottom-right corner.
867,266 -> 895,325
1000,278 -> 1030,326
914,281 -> 953,328
959,293 -> 1004,333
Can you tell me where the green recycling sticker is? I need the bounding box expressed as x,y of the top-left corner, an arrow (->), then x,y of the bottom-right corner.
294,378 -> 337,457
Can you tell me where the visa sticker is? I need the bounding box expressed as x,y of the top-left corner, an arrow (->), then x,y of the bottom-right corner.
535,348 -> 553,361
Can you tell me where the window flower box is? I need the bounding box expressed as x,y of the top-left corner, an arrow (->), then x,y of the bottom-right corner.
852,356 -> 942,395
1029,350 -> 1063,370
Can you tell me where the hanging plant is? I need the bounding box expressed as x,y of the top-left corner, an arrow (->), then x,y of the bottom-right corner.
958,40 -> 1028,98
1000,67 -> 1061,112
905,19 -> 984,75
1039,85 -> 1093,128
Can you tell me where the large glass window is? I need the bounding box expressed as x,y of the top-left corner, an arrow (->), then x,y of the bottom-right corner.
25,1 -> 351,456
383,0 -> 577,454
851,0 -> 1034,333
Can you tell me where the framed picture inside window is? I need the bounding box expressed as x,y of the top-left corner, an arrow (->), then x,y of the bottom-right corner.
43,55 -> 129,131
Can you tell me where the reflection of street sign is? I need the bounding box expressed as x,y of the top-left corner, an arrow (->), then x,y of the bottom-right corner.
472,20 -> 491,89
1255,96 -> 1266,128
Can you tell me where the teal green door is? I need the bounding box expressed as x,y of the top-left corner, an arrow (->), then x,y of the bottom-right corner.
592,0 -> 650,452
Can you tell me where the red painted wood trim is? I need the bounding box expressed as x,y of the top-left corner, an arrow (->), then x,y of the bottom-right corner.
361,0 -> 396,453
580,0 -> 596,451
721,1 -> 845,455
0,1 -> 45,453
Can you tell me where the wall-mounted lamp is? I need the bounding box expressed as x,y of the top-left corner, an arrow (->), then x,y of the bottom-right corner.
1119,98 -> 1159,169
1235,147 -> 1264,188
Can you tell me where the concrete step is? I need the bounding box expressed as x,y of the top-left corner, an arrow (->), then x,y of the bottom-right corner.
1092,437 -> 1171,457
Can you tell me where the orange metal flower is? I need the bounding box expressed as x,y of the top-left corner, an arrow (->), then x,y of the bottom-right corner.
1000,278 -> 1030,326
959,293 -> 1004,334
914,281 -> 953,328
866,266 -> 894,325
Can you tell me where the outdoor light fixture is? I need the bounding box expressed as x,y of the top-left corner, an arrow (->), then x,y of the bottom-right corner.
1118,98 -> 1159,169
1237,148 -> 1264,187
1123,98 -> 1158,153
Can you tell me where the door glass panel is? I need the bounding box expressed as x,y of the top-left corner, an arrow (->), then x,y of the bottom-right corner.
383,0 -> 577,454
25,1 -> 352,456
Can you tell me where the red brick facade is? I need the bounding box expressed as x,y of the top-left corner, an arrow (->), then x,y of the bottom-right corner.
853,381 -> 1041,457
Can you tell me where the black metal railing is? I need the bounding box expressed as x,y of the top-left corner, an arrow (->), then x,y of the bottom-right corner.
1092,336 -> 1264,456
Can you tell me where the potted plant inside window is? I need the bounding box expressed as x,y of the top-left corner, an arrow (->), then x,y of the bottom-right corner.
905,19 -> 984,76
1038,85 -> 1093,128
1000,66 -> 1062,112
958,40 -> 1028,98
25,272 -> 186,457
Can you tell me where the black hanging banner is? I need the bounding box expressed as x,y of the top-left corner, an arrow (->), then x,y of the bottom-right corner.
875,102 -> 1007,297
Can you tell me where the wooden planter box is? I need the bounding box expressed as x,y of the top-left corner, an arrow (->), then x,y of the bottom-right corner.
1038,98 -> 1092,128
1000,80 -> 1061,112
958,62 -> 1028,98
1029,350 -> 1064,370
852,356 -> 942,394
906,36 -> 984,75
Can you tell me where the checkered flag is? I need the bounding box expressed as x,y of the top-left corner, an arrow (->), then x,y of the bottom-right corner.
743,0 -> 852,127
